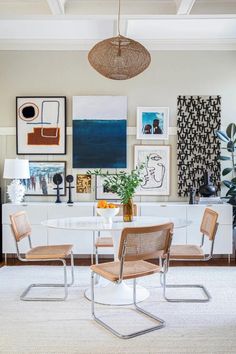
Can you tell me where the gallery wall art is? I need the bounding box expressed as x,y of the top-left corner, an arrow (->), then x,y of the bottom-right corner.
95,175 -> 121,200
73,96 -> 127,168
76,174 -> 92,193
16,96 -> 66,155
24,161 -> 66,196
136,107 -> 169,140
134,145 -> 170,196
177,95 -> 221,197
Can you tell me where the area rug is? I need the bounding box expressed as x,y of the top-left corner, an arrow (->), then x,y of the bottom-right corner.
0,266 -> 236,354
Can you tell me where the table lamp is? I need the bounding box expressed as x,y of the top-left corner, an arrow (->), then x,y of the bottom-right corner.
3,158 -> 30,203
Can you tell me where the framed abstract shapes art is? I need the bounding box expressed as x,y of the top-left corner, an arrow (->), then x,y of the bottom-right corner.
76,174 -> 92,194
72,96 -> 127,168
134,145 -> 170,196
16,96 -> 66,155
24,161 -> 66,196
136,107 -> 169,140
95,175 -> 121,200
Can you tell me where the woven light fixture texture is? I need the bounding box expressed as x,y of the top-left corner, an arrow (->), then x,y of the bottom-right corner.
88,1 -> 151,80
88,35 -> 151,80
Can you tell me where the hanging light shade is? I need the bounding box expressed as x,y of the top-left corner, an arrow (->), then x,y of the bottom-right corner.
88,0 -> 151,80
88,35 -> 151,80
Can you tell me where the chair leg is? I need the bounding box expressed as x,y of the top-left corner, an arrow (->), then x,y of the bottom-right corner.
91,273 -> 165,339
20,256 -> 74,302
160,272 -> 211,303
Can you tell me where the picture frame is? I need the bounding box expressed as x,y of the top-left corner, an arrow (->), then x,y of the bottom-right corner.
16,96 -> 66,155
24,161 -> 66,196
134,145 -> 170,195
136,107 -> 169,140
95,175 -> 121,200
76,174 -> 92,194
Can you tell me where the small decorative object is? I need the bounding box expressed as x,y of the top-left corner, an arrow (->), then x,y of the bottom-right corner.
134,145 -> 170,196
195,189 -> 200,204
199,171 -> 217,197
136,107 -> 169,140
3,158 -> 30,203
73,96 -> 127,168
189,187 -> 195,204
96,200 -> 119,224
16,96 -> 66,155
53,174 -> 63,203
24,161 -> 66,196
66,175 -> 74,204
88,165 -> 144,222
88,0 -> 151,80
76,174 -> 92,194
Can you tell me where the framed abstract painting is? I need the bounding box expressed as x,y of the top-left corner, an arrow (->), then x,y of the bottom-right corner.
134,145 -> 170,195
136,107 -> 169,140
16,96 -> 66,155
73,96 -> 127,168
95,175 -> 121,200
24,161 -> 66,196
76,174 -> 92,194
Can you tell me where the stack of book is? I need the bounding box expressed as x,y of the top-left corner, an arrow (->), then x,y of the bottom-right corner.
198,197 -> 223,204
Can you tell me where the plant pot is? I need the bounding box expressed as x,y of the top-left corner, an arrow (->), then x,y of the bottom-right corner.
123,199 -> 134,222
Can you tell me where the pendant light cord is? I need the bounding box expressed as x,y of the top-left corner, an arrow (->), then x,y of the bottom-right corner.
117,0 -> 121,36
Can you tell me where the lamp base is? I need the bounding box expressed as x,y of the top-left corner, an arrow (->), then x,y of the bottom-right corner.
7,180 -> 26,204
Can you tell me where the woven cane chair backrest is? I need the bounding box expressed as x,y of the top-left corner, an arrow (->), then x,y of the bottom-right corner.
10,211 -> 32,242
118,223 -> 173,261
200,208 -> 218,241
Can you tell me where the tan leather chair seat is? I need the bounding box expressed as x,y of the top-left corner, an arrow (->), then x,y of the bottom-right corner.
170,244 -> 205,260
91,260 -> 160,282
25,244 -> 73,260
95,236 -> 113,248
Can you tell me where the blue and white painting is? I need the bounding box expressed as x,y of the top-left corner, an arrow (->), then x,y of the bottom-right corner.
73,96 -> 127,168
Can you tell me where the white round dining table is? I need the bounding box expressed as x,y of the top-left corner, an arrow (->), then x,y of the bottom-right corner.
42,216 -> 190,306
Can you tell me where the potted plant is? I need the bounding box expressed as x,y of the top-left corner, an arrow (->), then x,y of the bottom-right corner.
88,165 -> 144,222
216,122 -> 236,227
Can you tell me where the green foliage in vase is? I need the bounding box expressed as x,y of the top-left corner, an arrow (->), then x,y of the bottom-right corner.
216,123 -> 236,206
87,165 -> 144,204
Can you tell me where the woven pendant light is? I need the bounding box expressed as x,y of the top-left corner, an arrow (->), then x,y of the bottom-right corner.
88,1 -> 151,80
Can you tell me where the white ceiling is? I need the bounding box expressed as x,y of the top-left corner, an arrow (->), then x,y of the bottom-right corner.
0,0 -> 236,50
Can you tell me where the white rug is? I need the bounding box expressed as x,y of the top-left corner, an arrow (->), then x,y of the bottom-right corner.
0,266 -> 236,354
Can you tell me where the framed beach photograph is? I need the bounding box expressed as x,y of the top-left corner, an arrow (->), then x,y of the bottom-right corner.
16,96 -> 66,155
24,161 -> 66,196
95,175 -> 121,200
136,107 -> 169,140
76,174 -> 92,194
134,145 -> 170,196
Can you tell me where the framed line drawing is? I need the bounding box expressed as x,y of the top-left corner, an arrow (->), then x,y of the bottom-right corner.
134,145 -> 170,196
16,96 -> 66,155
24,161 -> 66,196
95,175 -> 121,200
136,107 -> 169,140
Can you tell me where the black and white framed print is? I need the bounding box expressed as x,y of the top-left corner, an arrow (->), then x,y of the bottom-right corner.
95,175 -> 121,200
136,107 -> 169,140
134,145 -> 170,195
16,96 -> 66,155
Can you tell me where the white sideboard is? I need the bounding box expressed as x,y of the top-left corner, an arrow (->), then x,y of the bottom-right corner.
2,202 -> 233,258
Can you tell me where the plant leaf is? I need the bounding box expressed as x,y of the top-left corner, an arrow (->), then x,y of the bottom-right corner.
227,141 -> 235,152
222,167 -> 233,176
216,130 -> 230,142
219,155 -> 231,161
223,180 -> 232,188
226,123 -> 236,139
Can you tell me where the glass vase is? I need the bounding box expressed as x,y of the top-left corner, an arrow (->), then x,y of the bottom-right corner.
123,199 -> 134,222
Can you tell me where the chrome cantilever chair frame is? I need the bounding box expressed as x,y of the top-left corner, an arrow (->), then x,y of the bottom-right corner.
11,211 -> 75,301
160,217 -> 219,303
91,223 -> 173,339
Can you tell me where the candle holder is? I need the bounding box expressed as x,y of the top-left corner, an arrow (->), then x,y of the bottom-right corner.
66,175 -> 74,204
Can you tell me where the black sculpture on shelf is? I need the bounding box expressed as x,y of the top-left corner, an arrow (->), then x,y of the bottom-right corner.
53,173 -> 63,203
66,175 -> 74,204
189,187 -> 196,204
199,171 -> 217,197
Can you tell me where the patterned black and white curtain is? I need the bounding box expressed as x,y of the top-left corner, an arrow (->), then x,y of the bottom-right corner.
177,95 -> 221,197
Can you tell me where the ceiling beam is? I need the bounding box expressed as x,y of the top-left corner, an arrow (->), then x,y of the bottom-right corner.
47,0 -> 66,15
175,0 -> 196,15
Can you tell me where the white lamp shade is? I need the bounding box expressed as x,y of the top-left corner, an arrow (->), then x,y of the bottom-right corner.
3,159 -> 30,179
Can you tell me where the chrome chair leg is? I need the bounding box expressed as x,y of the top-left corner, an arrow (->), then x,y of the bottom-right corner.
91,273 -> 165,339
21,252 -> 75,302
160,273 -> 211,303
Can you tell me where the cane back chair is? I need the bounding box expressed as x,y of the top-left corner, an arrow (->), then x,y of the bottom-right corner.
91,223 -> 173,339
94,203 -> 137,264
10,211 -> 75,301
161,207 -> 219,302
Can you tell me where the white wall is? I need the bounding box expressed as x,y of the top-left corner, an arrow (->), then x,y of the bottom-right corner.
0,50 -> 235,202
